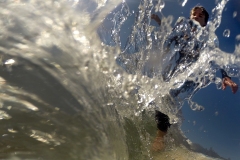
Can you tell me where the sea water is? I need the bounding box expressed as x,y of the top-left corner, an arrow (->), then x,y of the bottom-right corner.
0,0 -> 238,160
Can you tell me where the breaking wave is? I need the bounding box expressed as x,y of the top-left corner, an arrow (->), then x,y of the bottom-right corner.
0,0 -> 238,159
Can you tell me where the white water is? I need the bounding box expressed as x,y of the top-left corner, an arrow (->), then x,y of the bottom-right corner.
0,0 -> 239,159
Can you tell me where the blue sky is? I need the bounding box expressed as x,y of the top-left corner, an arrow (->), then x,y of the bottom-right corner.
102,0 -> 240,159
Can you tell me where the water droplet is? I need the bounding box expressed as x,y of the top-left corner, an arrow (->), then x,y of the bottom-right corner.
174,44 -> 181,51
159,1 -> 165,10
193,121 -> 196,126
198,35 -> 205,42
178,0 -> 188,7
223,29 -> 230,37
8,128 -> 17,133
215,77 -> 222,89
228,66 -> 239,77
155,1 -> 165,12
5,59 -> 15,65
233,11 -> 237,18
213,37 -> 219,47
188,41 -> 194,49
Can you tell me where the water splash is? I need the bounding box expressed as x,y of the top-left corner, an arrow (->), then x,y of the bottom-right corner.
154,0 -> 165,12
0,0 -> 237,159
112,1 -> 131,46
223,29 -> 230,37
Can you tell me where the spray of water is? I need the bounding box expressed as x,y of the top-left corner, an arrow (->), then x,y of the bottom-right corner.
0,0 -> 238,160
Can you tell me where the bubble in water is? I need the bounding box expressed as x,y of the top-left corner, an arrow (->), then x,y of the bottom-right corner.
223,29 -> 230,37
233,11 -> 237,18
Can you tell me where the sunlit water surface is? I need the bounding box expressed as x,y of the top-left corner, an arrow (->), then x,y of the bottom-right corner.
0,0 -> 239,160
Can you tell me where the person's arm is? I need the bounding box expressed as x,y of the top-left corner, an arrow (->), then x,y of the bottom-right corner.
220,69 -> 238,94
151,14 -> 161,26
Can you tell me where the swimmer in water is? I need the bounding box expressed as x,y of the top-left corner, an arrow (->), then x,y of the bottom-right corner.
151,5 -> 238,151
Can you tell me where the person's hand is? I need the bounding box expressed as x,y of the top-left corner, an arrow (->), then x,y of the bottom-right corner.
222,77 -> 238,94
151,14 -> 161,25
